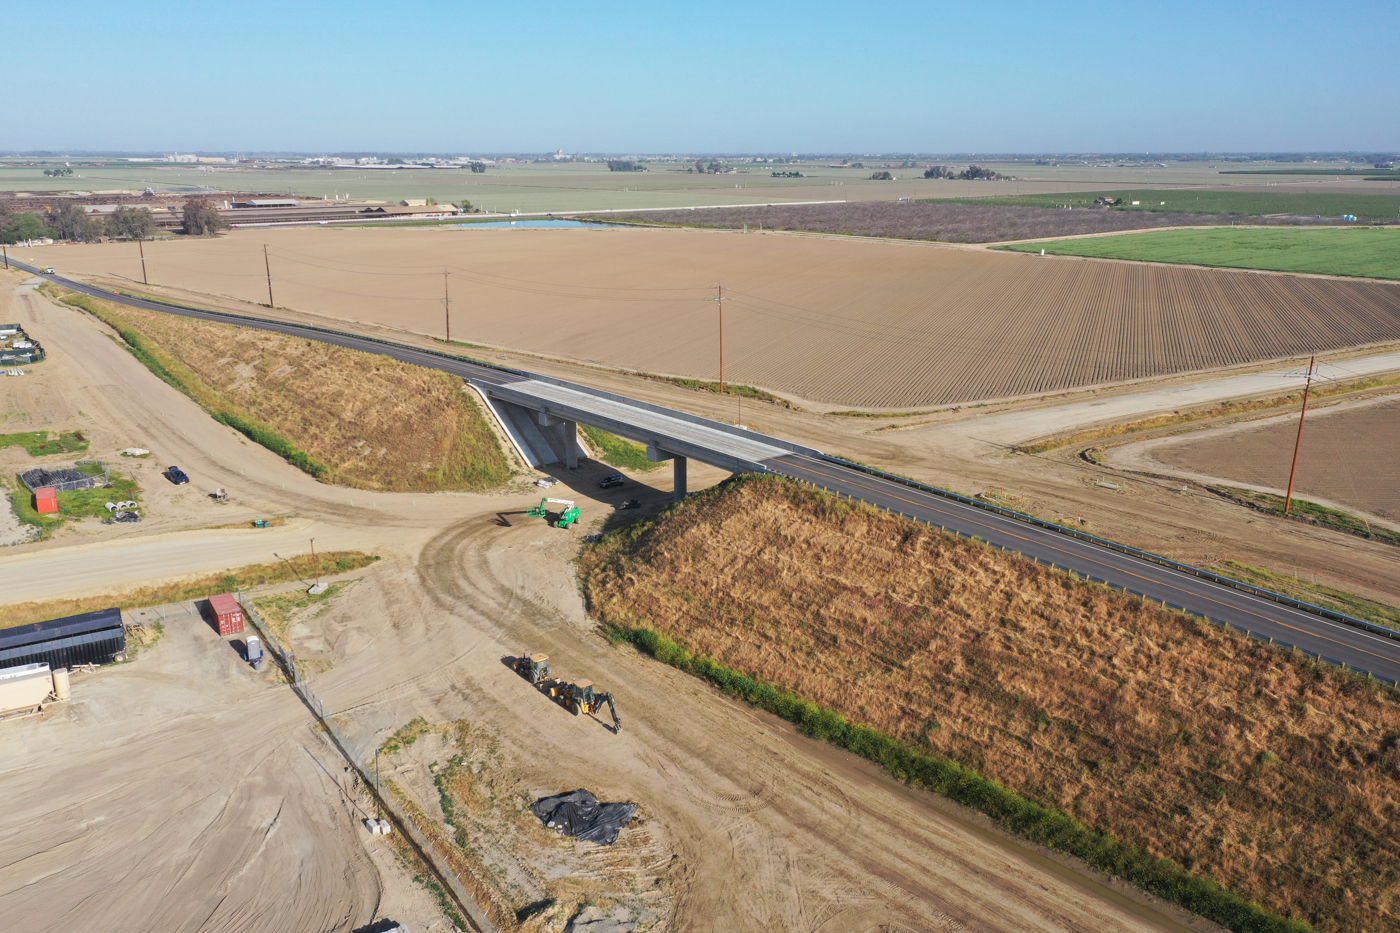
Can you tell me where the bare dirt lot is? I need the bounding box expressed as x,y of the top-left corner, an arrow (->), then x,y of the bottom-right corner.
605,200 -> 1351,243
1110,394 -> 1400,523
25,226 -> 1400,409
0,594 -> 448,933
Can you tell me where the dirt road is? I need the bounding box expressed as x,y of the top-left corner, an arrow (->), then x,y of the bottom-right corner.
1105,393 -> 1400,527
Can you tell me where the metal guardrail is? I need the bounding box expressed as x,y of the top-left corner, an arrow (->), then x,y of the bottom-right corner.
812,454 -> 1400,644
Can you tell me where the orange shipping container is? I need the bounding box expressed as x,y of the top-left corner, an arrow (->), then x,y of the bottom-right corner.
208,593 -> 245,636
35,487 -> 58,515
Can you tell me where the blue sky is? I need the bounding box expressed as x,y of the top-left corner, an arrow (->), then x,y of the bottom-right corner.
7,0 -> 1397,153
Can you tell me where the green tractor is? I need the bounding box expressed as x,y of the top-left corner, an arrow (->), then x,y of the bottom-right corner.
527,497 -> 581,529
513,652 -> 552,685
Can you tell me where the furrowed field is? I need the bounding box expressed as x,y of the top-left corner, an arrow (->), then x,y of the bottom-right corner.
30,226 -> 1400,408
1002,227 -> 1400,280
581,476 -> 1400,933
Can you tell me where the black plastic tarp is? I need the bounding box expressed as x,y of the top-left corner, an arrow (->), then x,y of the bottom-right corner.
530,789 -> 638,846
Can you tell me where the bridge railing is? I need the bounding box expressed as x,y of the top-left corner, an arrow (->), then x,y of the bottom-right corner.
813,453 -> 1400,645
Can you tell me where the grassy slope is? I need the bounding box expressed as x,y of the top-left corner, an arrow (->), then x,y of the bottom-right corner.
579,425 -> 662,472
64,292 -> 511,491
999,227 -> 1400,279
581,476 -> 1400,933
959,189 -> 1400,218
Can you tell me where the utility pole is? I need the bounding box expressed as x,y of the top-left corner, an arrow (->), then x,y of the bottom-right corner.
714,284 -> 726,396
442,270 -> 451,343
1,244 -> 7,269
1283,354 -> 1315,516
310,537 -> 319,585
138,238 -> 148,285
263,244 -> 275,308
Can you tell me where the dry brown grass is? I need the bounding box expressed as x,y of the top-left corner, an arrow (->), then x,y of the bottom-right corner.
74,293 -> 510,491
0,551 -> 379,629
581,476 -> 1400,933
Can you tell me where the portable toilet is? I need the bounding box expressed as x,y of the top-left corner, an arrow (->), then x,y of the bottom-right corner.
246,635 -> 264,670
208,594 -> 245,636
35,486 -> 58,515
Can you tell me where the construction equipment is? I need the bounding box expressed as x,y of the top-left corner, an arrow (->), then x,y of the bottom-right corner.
548,679 -> 622,732
527,497 -> 581,529
513,652 -> 552,685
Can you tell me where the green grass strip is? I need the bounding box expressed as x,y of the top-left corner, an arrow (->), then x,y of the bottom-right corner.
0,430 -> 89,456
606,622 -> 1311,933
58,291 -> 329,479
580,424 -> 663,472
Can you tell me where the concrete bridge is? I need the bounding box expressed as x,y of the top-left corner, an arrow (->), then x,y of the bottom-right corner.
475,376 -> 816,500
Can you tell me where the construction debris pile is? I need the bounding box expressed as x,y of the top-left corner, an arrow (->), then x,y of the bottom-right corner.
21,467 -> 89,490
0,324 -> 45,366
530,789 -> 638,846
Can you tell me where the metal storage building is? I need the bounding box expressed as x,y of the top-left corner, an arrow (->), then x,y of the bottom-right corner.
0,607 -> 127,671
0,663 -> 54,715
208,594 -> 245,636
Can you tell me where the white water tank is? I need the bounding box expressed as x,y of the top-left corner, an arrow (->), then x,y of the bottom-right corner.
52,667 -> 70,700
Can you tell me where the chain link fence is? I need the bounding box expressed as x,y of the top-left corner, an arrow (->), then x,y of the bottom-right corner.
238,591 -> 498,933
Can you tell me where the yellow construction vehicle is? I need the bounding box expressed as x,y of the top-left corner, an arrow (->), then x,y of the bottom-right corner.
548,679 -> 622,732
513,652 -> 552,685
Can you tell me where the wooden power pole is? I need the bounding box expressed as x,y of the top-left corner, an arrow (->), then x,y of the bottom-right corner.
263,244 -> 275,308
138,239 -> 148,285
1283,355 -> 1316,516
443,271 -> 452,342
715,284 -> 726,395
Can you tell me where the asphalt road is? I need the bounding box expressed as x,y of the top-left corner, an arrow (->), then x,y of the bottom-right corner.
16,257 -> 1400,683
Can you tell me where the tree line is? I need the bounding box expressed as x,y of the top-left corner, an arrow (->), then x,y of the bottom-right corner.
923,164 -> 1003,180
0,199 -> 229,244
607,161 -> 645,172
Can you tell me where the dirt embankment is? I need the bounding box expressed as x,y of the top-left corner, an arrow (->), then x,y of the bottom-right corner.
66,292 -> 512,492
604,200 -> 1348,243
581,476 -> 1400,933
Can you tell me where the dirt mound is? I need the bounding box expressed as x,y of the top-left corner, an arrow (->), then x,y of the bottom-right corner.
581,475 -> 1400,933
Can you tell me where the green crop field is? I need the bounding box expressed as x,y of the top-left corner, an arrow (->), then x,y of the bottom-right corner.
999,227 -> 1400,279
953,188 -> 1400,219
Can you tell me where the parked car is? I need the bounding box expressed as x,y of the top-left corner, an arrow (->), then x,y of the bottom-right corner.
598,473 -> 625,489
535,476 -> 560,488
166,466 -> 190,485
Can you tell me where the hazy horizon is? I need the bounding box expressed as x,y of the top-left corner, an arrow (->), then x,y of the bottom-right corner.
9,1 -> 1398,154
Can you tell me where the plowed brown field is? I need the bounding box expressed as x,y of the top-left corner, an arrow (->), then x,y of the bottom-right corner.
29,226 -> 1400,408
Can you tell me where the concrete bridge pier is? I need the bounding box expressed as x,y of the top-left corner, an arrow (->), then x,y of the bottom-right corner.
648,444 -> 687,502
537,411 -> 579,469
673,456 -> 687,502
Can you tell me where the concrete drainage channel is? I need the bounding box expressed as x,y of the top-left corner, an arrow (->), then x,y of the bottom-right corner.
238,596 -> 500,933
